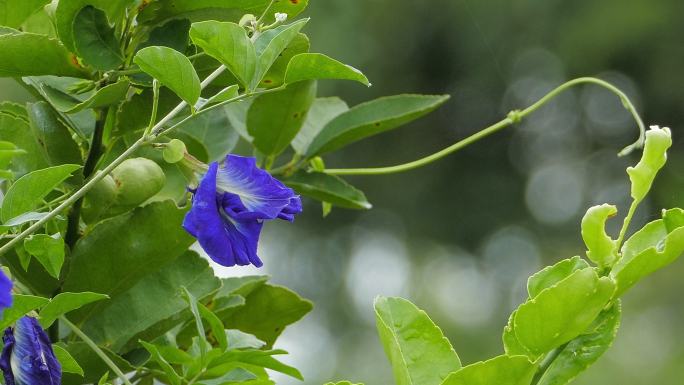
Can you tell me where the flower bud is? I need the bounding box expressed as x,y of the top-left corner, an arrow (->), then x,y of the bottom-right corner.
0,316 -> 61,385
109,158 -> 165,214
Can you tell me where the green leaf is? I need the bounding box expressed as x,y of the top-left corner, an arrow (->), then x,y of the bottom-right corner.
61,342 -> 133,385
225,330 -> 266,350
62,201 -> 194,322
140,341 -> 183,385
27,102 -> 83,168
627,126 -> 672,203
196,368 -> 257,385
177,103 -> 240,161
440,355 -> 536,385
190,21 -> 256,88
182,286 -> 208,360
251,19 -> 309,89
60,80 -> 130,113
581,204 -> 618,267
73,6 -> 123,71
1,164 -> 80,222
502,311 -> 535,359
0,32 -> 85,77
527,256 -> 590,299
138,18 -> 191,53
80,251 -> 220,352
52,344 -> 84,376
285,53 -> 369,86
39,292 -> 108,328
374,296 -> 461,385
537,302 -> 621,385
611,210 -> 684,296
55,0 -> 129,53
219,284 -> 312,348
203,85 -> 240,107
514,268 -> 615,356
0,140 -> 26,173
258,33 -> 310,89
325,382 -> 363,385
0,111 -> 49,177
292,97 -> 348,155
134,46 -> 201,106
0,294 -> 49,329
0,0 -> 50,28
23,233 -> 65,279
206,349 -> 302,380
199,302 -> 229,351
285,171 -> 371,209
247,80 -> 316,156
306,94 -> 450,157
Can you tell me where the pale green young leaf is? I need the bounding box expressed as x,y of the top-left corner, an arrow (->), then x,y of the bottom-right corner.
514,268 -> 615,356
0,0 -> 50,28
611,210 -> 684,296
0,294 -> 49,329
39,292 -> 109,328
440,355 -> 536,385
52,344 -> 84,376
251,19 -> 309,89
306,94 -> 450,157
537,302 -> 621,385
247,80 -> 317,156
225,330 -> 266,350
0,32 -> 85,77
292,97 -> 348,155
527,256 -> 590,299
61,80 -> 130,113
285,171 -> 371,210
581,204 -> 618,267
502,311 -> 536,360
1,164 -> 81,222
27,102 -> 83,169
375,296 -> 461,385
205,349 -> 302,380
284,53 -> 369,86
0,140 -> 26,172
190,21 -> 256,88
23,233 -> 65,279
134,46 -> 201,106
626,126 -> 672,203
196,368 -> 257,385
199,302 -> 229,351
140,341 -> 183,385
72,6 -> 123,70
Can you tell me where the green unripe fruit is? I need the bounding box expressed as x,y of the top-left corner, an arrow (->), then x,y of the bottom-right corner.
81,173 -> 117,223
110,157 -> 166,213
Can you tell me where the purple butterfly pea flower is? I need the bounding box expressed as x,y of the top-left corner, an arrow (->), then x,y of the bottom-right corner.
183,155 -> 302,267
0,270 -> 12,311
0,316 -> 61,385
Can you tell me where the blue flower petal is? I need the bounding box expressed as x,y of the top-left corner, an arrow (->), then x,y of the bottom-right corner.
215,155 -> 301,220
0,317 -> 61,385
0,271 -> 12,311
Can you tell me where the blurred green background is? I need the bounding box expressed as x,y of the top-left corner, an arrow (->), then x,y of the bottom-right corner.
3,0 -> 684,384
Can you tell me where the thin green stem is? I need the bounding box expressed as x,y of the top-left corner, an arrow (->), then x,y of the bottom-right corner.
531,342 -> 569,385
60,316 -> 134,385
324,77 -> 646,176
616,199 -> 639,250
257,0 -> 276,24
144,79 -> 161,138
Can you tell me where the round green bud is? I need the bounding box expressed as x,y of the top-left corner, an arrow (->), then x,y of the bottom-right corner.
110,157 -> 166,212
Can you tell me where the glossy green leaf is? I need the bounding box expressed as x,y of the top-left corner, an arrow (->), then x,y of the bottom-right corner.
514,268 -> 615,355
0,111 -> 48,177
81,251 -> 220,352
140,341 -> 183,385
60,80 -> 130,113
247,80 -> 316,156
375,296 -> 461,385
0,294 -> 49,329
0,32 -> 85,77
23,233 -> 65,279
611,210 -> 684,296
27,102 -> 83,168
219,283 -> 313,348
581,204 -> 618,267
251,19 -> 309,89
190,21 -> 256,88
55,0 -> 129,53
73,6 -> 123,70
1,164 -> 80,222
285,53 -> 369,86
62,201 -> 194,322
258,33 -> 310,88
292,97 -> 348,155
527,256 -> 590,299
502,311 -> 535,359
53,344 -> 84,376
306,94 -> 450,157
134,46 -> 201,106
627,126 -> 672,203
39,292 -> 109,328
537,302 -> 621,385
285,171 -> 371,209
440,355 -> 536,385
0,0 -> 50,28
